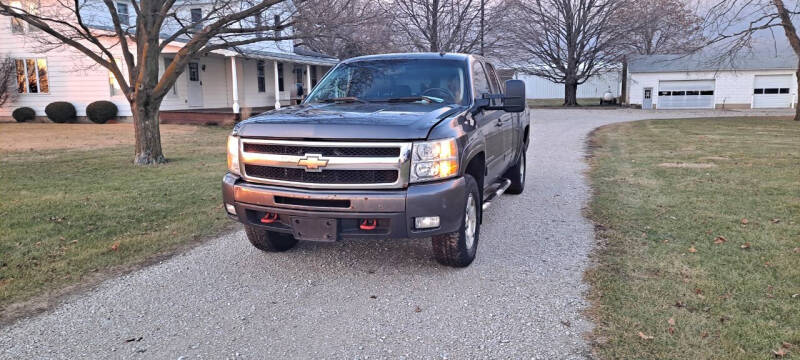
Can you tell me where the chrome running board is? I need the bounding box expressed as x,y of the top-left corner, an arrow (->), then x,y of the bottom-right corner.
482,179 -> 512,211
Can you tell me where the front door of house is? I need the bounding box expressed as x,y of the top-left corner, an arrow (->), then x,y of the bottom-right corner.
642,88 -> 653,109
187,62 -> 203,107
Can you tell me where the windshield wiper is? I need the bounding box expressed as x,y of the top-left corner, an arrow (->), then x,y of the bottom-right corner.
320,96 -> 369,104
385,96 -> 445,104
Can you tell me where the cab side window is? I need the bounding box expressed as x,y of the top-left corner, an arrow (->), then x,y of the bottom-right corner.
483,62 -> 502,106
472,61 -> 491,100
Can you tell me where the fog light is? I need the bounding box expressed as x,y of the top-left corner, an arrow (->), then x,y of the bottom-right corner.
415,216 -> 440,229
225,204 -> 237,215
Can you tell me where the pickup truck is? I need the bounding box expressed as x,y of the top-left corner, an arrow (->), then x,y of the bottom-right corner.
223,53 -> 529,267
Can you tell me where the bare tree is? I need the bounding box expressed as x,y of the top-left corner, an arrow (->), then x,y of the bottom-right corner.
704,0 -> 800,121
389,0 -> 506,54
0,0 -> 350,164
505,0 -> 623,106
0,56 -> 15,108
295,0 -> 395,58
615,0 -> 704,103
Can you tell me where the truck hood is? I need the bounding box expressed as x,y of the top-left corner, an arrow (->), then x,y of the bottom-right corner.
234,102 -> 465,140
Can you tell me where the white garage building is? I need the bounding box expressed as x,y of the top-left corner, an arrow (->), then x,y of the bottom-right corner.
627,52 -> 797,110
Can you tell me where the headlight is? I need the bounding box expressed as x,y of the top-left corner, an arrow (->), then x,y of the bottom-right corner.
410,138 -> 459,183
227,135 -> 241,175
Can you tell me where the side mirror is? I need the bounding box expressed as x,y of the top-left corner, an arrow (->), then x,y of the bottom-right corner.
502,79 -> 526,113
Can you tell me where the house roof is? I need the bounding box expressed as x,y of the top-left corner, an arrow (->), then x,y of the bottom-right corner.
629,47 -> 798,73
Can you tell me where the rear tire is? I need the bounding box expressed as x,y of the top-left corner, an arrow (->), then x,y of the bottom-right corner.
244,225 -> 298,252
431,174 -> 481,267
505,151 -> 526,195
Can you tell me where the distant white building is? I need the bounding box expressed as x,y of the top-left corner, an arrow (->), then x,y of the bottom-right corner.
515,71 -> 621,100
627,50 -> 798,110
0,0 -> 337,123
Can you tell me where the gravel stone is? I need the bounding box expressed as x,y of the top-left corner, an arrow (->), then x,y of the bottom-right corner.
0,108 -> 791,359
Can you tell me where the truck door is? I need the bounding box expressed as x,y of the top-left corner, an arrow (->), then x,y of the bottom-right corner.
484,62 -> 514,169
471,60 -> 505,184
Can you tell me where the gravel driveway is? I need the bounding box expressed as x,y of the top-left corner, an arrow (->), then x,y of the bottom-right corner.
1,108 -> 792,359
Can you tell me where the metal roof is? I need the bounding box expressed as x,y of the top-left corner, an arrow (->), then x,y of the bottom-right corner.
628,48 -> 797,73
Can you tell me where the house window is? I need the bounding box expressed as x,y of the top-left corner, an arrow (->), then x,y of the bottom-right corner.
10,0 -> 39,34
277,62 -> 284,91
109,58 -> 124,96
191,8 -> 203,30
15,58 -> 48,94
117,2 -> 129,26
686,90 -> 700,96
188,63 -> 200,82
700,90 -> 714,95
754,88 -> 764,94
254,12 -> 264,37
164,57 -> 177,95
310,66 -> 318,87
274,15 -> 281,38
257,61 -> 266,92
764,88 -> 779,94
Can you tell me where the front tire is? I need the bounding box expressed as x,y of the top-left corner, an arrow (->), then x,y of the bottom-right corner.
244,225 -> 298,252
431,174 -> 481,267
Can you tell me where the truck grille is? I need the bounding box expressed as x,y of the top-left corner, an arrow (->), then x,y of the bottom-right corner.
243,144 -> 400,157
238,139 -> 412,189
244,165 -> 398,184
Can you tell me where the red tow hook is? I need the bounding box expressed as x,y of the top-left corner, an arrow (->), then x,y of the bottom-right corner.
359,219 -> 378,230
260,212 -> 279,224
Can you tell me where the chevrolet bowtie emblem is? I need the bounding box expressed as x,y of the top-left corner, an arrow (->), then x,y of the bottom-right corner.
297,154 -> 329,172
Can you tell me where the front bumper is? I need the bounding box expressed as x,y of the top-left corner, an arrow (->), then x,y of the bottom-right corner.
222,173 -> 466,240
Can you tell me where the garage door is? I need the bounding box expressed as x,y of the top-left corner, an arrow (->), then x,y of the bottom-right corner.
753,75 -> 793,108
658,80 -> 715,109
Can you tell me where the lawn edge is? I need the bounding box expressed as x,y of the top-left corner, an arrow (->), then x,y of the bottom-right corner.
581,123 -> 616,360
0,223 -> 240,328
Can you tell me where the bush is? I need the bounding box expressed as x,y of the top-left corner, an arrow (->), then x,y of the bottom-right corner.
86,101 -> 118,124
44,102 -> 77,123
11,107 -> 35,122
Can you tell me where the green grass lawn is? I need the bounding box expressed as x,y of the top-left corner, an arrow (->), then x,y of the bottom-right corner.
586,117 -> 800,359
0,124 -> 233,313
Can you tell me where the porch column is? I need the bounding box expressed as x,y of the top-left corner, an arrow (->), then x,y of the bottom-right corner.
273,60 -> 281,109
304,64 -> 312,97
230,56 -> 240,114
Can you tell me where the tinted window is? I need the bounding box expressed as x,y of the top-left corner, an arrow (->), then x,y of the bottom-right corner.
472,61 -> 491,99
765,88 -> 779,94
701,90 -> 714,95
780,88 -> 790,94
686,90 -> 700,96
659,91 -> 671,96
754,88 -> 764,94
672,91 -> 686,96
305,59 -> 470,105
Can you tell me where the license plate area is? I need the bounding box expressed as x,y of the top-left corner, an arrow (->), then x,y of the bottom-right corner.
290,216 -> 337,242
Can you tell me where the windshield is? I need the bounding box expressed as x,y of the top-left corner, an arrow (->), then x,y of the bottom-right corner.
304,59 -> 471,106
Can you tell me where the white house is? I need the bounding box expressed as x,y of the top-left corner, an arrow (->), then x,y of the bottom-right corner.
627,50 -> 798,110
0,0 -> 338,123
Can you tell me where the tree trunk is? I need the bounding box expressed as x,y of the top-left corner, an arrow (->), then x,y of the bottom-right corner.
131,97 -> 166,165
564,80 -> 579,106
795,67 -> 800,121
621,56 -> 628,106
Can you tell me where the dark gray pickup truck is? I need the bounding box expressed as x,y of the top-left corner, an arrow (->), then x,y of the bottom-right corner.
223,53 -> 529,267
